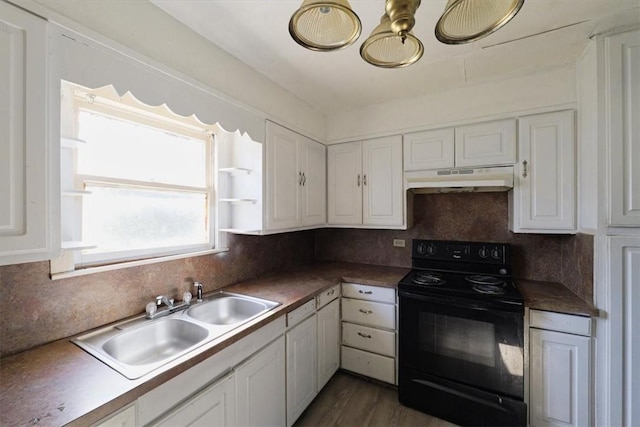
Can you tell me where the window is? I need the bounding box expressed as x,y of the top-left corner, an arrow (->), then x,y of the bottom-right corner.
54,82 -> 219,274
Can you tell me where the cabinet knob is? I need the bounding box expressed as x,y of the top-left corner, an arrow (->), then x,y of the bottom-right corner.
358,308 -> 373,314
357,332 -> 372,339
363,174 -> 367,186
302,172 -> 306,186
522,160 -> 528,178
299,171 -> 303,185
358,290 -> 373,295
357,174 -> 361,187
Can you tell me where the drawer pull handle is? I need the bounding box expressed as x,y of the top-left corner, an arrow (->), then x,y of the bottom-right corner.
358,290 -> 373,295
357,332 -> 372,339
358,309 -> 373,314
328,289 -> 335,295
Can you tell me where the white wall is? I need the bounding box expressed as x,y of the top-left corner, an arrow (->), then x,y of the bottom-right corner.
28,0 -> 326,142
325,66 -> 577,143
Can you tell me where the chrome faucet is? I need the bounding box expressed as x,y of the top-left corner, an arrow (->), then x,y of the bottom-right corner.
145,292 -> 192,319
156,295 -> 175,308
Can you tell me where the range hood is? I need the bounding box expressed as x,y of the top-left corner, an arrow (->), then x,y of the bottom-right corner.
405,166 -> 514,194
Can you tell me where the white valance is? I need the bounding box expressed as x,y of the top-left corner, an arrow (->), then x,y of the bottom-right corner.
51,25 -> 265,143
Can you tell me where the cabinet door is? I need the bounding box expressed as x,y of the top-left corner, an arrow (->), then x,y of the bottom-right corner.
317,298 -> 340,392
301,137 -> 326,227
455,119 -> 516,167
94,403 -> 136,427
511,111 -> 575,232
265,121 -> 300,230
236,336 -> 286,427
153,373 -> 235,427
530,329 -> 590,427
404,128 -> 454,171
606,30 -> 640,226
0,2 -> 58,266
362,136 -> 404,226
286,315 -> 317,427
327,142 -> 362,225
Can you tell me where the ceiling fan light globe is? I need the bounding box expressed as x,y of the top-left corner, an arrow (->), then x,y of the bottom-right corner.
289,0 -> 362,51
435,0 -> 525,44
360,14 -> 424,68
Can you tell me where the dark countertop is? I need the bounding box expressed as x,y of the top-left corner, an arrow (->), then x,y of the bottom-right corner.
516,279 -> 599,317
0,262 -> 597,426
0,262 -> 408,427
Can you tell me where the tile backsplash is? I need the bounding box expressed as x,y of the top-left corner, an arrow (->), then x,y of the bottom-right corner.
0,192 -> 594,357
0,231 -> 315,357
316,192 -> 593,290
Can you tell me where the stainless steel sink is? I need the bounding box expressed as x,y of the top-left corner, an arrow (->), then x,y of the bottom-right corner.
72,292 -> 280,379
186,293 -> 280,325
102,318 -> 208,365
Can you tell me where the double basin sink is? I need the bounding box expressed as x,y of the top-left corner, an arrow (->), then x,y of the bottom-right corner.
72,292 -> 280,379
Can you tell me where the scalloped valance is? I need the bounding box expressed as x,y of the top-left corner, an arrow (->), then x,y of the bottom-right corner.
52,26 -> 265,143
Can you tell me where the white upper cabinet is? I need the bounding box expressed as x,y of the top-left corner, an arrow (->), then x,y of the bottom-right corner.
328,136 -> 404,227
300,136 -> 326,226
510,110 -> 576,233
327,142 -> 363,225
606,30 -> 640,227
455,119 -> 516,167
403,119 -> 515,171
404,128 -> 455,171
265,121 -> 325,232
363,136 -> 404,226
0,2 -> 59,266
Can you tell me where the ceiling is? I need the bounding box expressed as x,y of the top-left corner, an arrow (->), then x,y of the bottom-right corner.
150,0 -> 639,115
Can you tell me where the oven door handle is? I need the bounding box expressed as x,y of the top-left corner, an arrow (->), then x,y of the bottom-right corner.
399,290 -> 521,312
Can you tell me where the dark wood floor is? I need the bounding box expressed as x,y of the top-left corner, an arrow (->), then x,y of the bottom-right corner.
294,371 -> 458,427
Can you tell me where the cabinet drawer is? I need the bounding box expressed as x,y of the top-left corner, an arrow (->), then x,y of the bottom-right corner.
341,346 -> 395,384
342,283 -> 396,304
342,322 -> 395,357
287,299 -> 315,327
316,284 -> 340,309
342,298 -> 395,330
530,310 -> 591,336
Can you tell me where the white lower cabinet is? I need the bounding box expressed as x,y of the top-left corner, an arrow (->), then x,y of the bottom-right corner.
529,310 -> 592,427
236,336 -> 286,427
152,373 -> 235,427
286,314 -> 317,427
340,283 -> 397,385
93,403 -> 136,427
316,297 -> 340,391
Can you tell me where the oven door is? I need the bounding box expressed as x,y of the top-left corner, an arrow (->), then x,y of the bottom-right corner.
399,290 -> 524,399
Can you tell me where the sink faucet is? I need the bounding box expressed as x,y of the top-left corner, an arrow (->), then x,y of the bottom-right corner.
146,292 -> 192,319
156,295 -> 175,308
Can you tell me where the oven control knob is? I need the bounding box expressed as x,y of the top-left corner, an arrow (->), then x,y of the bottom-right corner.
491,247 -> 502,260
416,243 -> 427,255
426,244 -> 437,255
478,247 -> 488,258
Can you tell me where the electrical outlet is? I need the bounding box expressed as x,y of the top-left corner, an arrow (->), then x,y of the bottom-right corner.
393,239 -> 406,248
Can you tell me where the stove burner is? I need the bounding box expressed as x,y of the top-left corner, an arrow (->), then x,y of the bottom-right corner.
465,275 -> 505,286
412,272 -> 446,286
472,284 -> 507,295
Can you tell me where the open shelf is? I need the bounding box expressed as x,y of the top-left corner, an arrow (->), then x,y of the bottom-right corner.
219,167 -> 252,175
61,241 -> 97,251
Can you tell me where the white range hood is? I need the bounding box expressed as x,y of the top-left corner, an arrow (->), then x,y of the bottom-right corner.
405,166 -> 514,194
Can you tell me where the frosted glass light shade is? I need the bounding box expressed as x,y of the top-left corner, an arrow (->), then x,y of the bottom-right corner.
360,14 -> 424,68
289,0 -> 362,51
435,0 -> 525,44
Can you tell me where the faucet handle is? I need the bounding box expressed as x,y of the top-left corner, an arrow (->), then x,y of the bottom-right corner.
156,295 -> 164,306
193,281 -> 204,302
146,302 -> 157,317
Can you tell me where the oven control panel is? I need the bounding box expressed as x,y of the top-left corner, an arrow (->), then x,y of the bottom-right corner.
413,240 -> 510,264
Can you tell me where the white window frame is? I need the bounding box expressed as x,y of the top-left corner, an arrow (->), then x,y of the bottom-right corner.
52,83 -> 222,277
